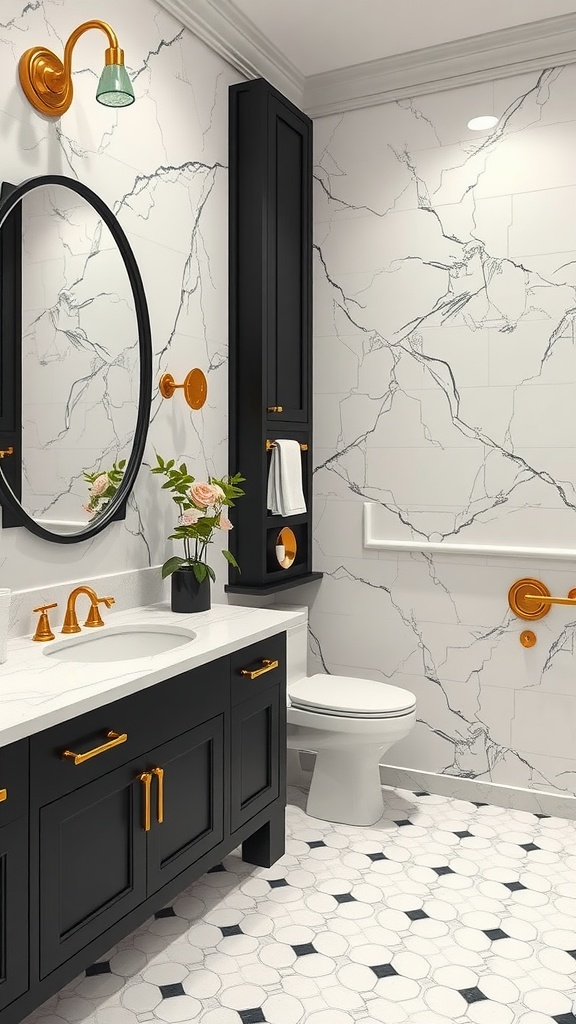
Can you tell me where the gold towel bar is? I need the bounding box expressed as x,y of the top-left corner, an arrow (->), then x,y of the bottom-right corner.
508,578 -> 576,621
266,440 -> 308,452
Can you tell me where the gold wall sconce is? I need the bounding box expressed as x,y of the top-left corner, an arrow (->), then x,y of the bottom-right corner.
19,20 -> 135,117
508,577 -> 576,621
159,369 -> 208,410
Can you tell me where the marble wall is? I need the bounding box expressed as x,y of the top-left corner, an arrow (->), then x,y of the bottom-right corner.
310,66 -> 576,806
0,0 -> 238,590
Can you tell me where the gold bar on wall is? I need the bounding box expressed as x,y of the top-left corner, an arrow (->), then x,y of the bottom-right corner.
265,440 -> 308,452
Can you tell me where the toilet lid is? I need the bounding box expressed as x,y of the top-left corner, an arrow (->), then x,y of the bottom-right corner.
288,674 -> 416,718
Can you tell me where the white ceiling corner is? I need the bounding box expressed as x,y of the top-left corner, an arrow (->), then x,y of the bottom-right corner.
154,1 -> 576,116
152,0 -> 304,104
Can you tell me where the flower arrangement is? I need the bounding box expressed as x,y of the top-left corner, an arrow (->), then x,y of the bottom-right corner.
83,460 -> 126,518
151,455 -> 245,583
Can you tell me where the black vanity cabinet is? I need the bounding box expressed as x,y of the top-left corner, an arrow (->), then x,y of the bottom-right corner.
0,740 -> 29,1013
38,758 -> 148,977
230,634 -> 285,832
0,817 -> 29,1013
1,633 -> 286,1024
228,78 -> 321,595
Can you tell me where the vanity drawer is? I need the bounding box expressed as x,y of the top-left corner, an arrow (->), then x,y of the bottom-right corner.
0,738 -> 29,827
30,656 -> 229,806
231,632 -> 286,705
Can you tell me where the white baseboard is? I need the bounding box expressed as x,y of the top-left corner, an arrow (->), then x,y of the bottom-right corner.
379,764 -> 576,821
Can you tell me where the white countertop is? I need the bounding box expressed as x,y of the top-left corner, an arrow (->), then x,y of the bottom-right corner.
0,602 -> 305,747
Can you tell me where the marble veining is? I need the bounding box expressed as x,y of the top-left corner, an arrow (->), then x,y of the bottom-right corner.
0,602 -> 304,746
311,65 -> 576,804
0,0 -> 238,591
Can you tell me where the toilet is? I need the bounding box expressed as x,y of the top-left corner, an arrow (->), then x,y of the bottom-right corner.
285,615 -> 416,827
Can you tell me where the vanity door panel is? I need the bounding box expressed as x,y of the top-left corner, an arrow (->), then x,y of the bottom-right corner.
146,716 -> 225,894
231,686 -> 281,832
0,816 -> 28,1012
39,759 -> 147,978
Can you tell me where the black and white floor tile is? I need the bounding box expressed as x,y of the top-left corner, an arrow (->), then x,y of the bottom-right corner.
25,787 -> 576,1024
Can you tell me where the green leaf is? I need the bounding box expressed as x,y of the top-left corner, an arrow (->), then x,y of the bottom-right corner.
206,564 -> 216,582
179,463 -> 187,474
119,459 -> 126,469
192,562 -> 208,583
222,548 -> 240,571
166,459 -> 175,470
161,555 -> 186,578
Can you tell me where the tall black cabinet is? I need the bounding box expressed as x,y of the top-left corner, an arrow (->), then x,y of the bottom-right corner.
227,78 -> 322,595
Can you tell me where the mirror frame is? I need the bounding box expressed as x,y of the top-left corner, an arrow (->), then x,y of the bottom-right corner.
0,173 -> 152,543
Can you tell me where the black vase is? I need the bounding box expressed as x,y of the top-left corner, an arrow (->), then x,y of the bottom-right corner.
170,566 -> 211,613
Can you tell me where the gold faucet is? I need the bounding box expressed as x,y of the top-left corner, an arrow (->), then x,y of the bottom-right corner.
62,586 -> 115,634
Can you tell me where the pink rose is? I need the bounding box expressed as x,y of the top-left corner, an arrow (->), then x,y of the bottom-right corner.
179,509 -> 201,526
90,473 -> 109,496
189,481 -> 219,508
82,503 -> 95,516
212,484 -> 225,502
219,512 -> 233,531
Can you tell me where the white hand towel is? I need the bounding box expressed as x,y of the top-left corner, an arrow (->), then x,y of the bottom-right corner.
266,439 -> 307,517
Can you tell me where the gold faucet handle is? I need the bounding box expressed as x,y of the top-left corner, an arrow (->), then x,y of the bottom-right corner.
84,596 -> 115,628
32,603 -> 58,642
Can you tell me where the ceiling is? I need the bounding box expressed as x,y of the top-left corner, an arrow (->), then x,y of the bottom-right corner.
232,0 -> 576,76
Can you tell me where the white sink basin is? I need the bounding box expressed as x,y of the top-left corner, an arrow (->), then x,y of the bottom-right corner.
44,624 -> 197,663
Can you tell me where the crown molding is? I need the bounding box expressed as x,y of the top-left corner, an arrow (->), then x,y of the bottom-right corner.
154,0 -> 304,104
303,13 -> 576,117
155,3 -> 576,117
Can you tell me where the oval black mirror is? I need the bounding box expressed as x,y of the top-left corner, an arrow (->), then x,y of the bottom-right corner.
0,174 -> 152,543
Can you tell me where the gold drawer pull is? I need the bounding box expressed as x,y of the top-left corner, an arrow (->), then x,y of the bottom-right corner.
152,767 -> 164,824
139,772 -> 152,832
0,789 -> 6,803
240,658 -> 279,680
61,730 -> 128,765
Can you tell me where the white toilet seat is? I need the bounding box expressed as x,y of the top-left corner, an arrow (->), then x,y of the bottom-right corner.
288,673 -> 416,719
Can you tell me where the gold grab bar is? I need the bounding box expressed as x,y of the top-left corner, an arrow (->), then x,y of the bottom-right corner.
266,440 -> 308,452
152,767 -> 164,824
508,578 -> 576,621
61,730 -> 128,765
139,772 -> 152,832
240,658 -> 279,680
0,789 -> 6,803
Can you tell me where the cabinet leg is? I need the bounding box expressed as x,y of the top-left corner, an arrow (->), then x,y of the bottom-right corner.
242,807 -> 285,867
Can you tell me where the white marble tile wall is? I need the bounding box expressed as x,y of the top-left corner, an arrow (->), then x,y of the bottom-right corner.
310,66 -> 576,810
0,0 -> 239,595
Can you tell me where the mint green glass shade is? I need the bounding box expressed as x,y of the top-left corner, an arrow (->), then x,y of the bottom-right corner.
96,64 -> 135,107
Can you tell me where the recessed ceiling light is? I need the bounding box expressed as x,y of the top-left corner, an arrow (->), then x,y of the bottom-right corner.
467,115 -> 498,131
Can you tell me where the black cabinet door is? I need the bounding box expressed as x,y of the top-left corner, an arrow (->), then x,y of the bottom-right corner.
266,96 -> 311,425
39,760 -> 147,978
146,716 -> 225,893
231,687 -> 280,833
0,816 -> 28,1012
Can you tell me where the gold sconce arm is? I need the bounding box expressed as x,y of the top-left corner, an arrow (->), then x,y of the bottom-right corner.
508,578 -> 576,621
159,369 -> 207,410
19,20 -> 133,117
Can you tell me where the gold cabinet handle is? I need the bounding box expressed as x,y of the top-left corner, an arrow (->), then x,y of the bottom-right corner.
139,772 -> 152,832
152,767 -> 164,824
0,789 -> 6,803
240,658 -> 279,680
61,730 -> 128,765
